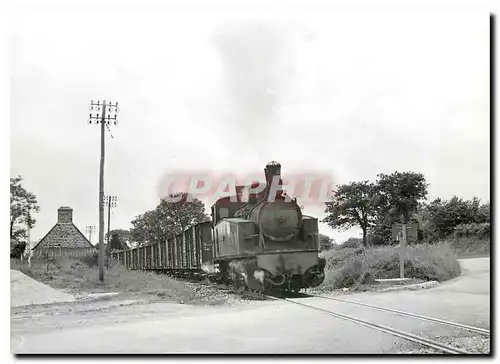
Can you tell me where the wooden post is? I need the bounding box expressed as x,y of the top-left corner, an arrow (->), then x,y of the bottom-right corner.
98,103 -> 106,280
173,237 -> 177,269
89,100 -> 118,281
400,214 -> 407,279
151,244 -> 154,269
158,241 -> 162,268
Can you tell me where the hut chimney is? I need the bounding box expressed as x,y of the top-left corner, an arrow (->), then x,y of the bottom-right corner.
57,206 -> 73,223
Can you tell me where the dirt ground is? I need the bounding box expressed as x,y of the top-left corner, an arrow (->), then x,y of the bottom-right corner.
11,258 -> 490,354
10,259 -> 250,306
11,257 -> 428,306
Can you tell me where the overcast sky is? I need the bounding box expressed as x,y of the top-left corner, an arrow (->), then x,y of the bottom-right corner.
10,10 -> 490,243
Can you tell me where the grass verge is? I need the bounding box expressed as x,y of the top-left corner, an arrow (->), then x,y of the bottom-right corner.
319,242 -> 461,291
10,258 -> 219,305
450,238 -> 490,258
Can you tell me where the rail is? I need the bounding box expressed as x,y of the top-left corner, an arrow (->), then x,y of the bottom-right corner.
265,294 -> 472,354
308,294 -> 490,336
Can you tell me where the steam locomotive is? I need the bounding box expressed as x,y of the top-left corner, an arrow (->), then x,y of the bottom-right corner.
112,161 -> 325,292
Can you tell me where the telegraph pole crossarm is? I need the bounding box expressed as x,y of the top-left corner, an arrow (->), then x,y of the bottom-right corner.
89,100 -> 119,281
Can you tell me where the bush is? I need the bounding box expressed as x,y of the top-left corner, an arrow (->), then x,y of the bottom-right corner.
450,238 -> 490,257
340,237 -> 363,249
446,223 -> 490,257
10,240 -> 26,259
318,234 -> 335,251
321,246 -> 364,270
452,223 -> 490,240
321,243 -> 461,290
80,252 -> 101,267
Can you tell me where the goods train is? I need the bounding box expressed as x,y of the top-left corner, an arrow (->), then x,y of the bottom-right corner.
112,161 -> 325,292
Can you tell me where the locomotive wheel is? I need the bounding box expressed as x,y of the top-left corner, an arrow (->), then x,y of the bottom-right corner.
232,272 -> 244,290
235,280 -> 247,293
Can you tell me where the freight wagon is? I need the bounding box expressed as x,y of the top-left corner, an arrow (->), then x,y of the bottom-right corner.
112,221 -> 213,278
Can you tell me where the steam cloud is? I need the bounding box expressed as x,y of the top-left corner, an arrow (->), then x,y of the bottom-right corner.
212,20 -> 297,146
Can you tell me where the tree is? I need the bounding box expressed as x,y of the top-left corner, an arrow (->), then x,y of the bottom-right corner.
129,193 -> 209,246
375,171 -> 429,223
318,233 -> 335,251
105,229 -> 131,248
130,210 -> 160,247
156,192 -> 209,234
367,213 -> 395,246
324,172 -> 429,246
109,233 -> 127,251
323,181 -> 379,247
10,176 -> 40,242
368,171 -> 429,245
477,202 -> 490,223
412,203 -> 433,242
419,197 -> 490,242
10,240 -> 26,259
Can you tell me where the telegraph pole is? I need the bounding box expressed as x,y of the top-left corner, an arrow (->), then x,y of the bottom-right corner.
89,100 -> 119,281
27,209 -> 31,268
104,195 -> 117,247
85,225 -> 96,244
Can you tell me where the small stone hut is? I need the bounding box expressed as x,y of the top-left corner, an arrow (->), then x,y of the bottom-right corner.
32,206 -> 94,258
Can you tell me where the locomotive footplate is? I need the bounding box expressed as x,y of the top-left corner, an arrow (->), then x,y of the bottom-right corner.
221,251 -> 324,292
256,251 -> 319,277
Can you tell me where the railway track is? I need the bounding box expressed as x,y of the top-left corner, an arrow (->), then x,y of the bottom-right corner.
179,276 -> 488,354
307,293 -> 490,337
264,294 -> 474,354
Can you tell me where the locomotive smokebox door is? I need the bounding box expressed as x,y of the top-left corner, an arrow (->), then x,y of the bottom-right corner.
250,199 -> 302,242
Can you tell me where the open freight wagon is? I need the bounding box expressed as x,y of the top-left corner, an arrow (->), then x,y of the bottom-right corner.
112,221 -> 213,278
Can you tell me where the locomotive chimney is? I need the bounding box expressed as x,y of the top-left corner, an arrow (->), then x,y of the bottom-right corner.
265,161 -> 281,185
264,161 -> 283,200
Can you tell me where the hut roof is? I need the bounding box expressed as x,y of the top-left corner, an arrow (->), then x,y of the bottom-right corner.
32,207 -> 92,249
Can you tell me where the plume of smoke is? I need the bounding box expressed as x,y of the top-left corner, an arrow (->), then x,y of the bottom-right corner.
253,269 -> 266,283
201,262 -> 217,274
212,20 -> 297,147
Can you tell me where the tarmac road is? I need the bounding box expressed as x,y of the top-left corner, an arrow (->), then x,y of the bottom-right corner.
11,258 -> 490,354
